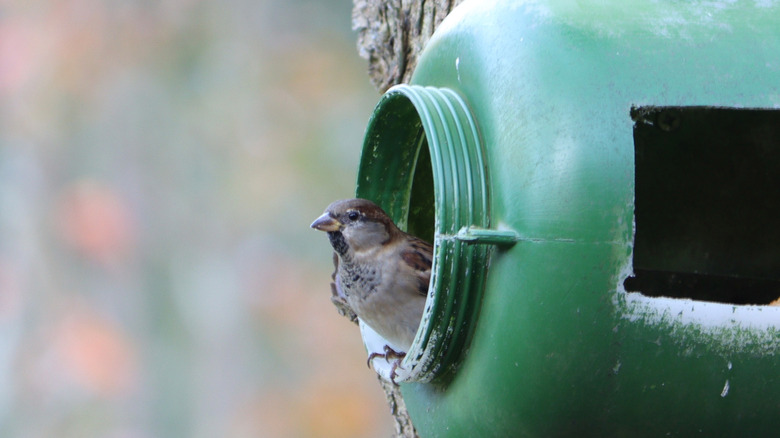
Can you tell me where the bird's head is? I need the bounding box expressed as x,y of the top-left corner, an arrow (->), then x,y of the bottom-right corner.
310,198 -> 398,254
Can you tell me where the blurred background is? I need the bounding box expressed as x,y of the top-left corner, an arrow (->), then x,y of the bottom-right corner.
0,0 -> 391,437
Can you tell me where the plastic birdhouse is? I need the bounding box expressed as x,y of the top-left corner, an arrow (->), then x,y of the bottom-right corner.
356,0 -> 780,436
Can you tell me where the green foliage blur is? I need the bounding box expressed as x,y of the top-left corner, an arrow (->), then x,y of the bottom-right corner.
0,0 -> 390,436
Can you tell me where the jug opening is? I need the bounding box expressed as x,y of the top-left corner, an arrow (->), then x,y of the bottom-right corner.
356,85 -> 490,382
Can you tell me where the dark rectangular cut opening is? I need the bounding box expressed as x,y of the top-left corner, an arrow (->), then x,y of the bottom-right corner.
624,106 -> 780,305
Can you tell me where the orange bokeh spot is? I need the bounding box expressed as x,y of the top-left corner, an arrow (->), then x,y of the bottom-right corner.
57,180 -> 135,263
55,311 -> 137,397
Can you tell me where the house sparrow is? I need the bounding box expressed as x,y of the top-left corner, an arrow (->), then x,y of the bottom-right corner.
311,198 -> 431,382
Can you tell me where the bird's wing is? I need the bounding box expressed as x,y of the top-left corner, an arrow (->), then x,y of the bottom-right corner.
400,237 -> 433,297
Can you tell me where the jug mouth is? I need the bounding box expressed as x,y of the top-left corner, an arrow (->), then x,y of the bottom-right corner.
356,85 -> 494,383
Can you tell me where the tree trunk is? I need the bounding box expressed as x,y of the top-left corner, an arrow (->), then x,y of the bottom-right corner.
348,1 -> 464,436
352,0 -> 465,93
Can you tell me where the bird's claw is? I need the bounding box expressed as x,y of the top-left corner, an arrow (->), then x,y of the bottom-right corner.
366,345 -> 406,385
388,359 -> 404,386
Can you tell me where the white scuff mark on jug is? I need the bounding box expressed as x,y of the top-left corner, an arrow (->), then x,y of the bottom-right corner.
617,291 -> 780,355
720,380 -> 730,397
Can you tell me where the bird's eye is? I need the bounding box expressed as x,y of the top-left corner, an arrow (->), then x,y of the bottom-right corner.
347,211 -> 360,221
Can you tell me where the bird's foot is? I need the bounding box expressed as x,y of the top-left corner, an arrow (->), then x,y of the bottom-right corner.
366,345 -> 405,367
367,345 -> 406,385
388,358 -> 404,386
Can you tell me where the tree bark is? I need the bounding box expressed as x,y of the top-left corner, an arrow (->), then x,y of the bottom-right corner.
352,0 -> 465,93
348,1 -> 464,436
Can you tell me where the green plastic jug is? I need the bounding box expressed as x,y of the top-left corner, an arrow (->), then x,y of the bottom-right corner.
356,0 -> 780,436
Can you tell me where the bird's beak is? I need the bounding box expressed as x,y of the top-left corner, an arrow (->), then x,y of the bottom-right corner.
310,212 -> 342,232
